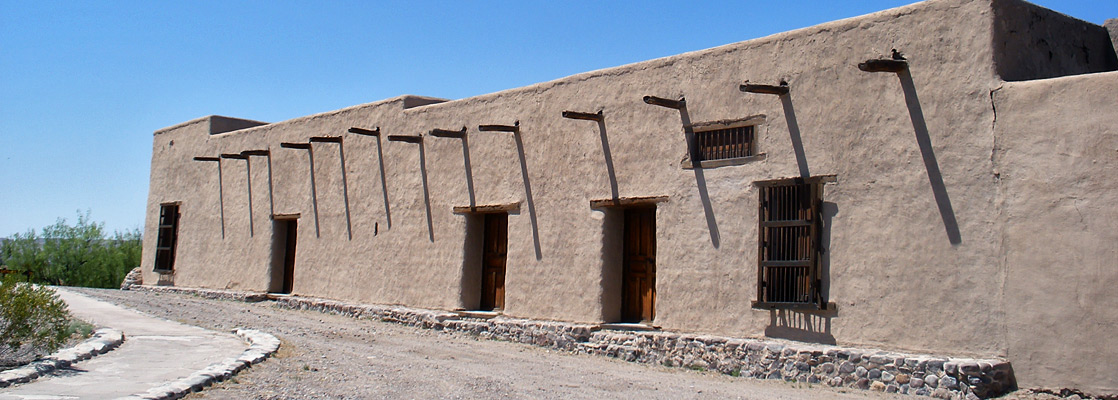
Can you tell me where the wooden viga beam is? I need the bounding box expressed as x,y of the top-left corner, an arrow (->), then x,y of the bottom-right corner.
347,127 -> 381,136
478,121 -> 519,133
643,95 -> 685,109
309,136 -> 343,143
429,127 -> 467,139
280,142 -> 311,149
387,135 -> 422,143
740,81 -> 790,95
561,110 -> 603,122
858,59 -> 908,73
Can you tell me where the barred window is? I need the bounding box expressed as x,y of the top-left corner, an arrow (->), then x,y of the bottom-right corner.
754,178 -> 825,310
154,203 -> 180,272
695,125 -> 754,161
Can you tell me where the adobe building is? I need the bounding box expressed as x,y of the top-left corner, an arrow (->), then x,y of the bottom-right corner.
140,0 -> 1118,396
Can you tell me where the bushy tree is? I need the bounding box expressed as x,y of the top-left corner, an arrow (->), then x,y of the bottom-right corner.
0,275 -> 71,353
0,210 -> 141,289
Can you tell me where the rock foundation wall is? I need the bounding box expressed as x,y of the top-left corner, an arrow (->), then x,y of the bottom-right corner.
133,285 -> 1015,399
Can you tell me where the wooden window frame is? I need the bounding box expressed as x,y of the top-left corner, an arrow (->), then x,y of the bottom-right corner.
153,202 -> 181,273
752,176 -> 834,310
682,115 -> 766,169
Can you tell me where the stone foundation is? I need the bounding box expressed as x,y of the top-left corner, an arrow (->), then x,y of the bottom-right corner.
132,285 -> 1015,399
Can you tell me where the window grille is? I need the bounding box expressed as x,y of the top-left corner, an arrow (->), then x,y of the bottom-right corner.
755,180 -> 824,309
695,125 -> 753,161
154,204 -> 180,272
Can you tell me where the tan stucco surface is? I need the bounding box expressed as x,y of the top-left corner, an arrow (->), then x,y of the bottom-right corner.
140,0 -> 1117,393
993,71 -> 1118,394
1106,19 -> 1118,52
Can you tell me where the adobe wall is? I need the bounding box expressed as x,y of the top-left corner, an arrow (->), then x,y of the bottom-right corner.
140,0 -> 1114,393
991,0 -> 1118,81
993,71 -> 1118,394
1106,19 -> 1118,53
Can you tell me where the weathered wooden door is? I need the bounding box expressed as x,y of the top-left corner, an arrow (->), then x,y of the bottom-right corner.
480,213 -> 508,311
280,219 -> 297,294
622,207 -> 656,323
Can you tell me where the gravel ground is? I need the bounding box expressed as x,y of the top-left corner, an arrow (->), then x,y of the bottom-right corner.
62,288 -> 952,399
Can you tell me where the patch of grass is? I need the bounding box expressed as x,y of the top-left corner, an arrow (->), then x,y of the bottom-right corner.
66,319 -> 95,339
730,368 -> 742,377
272,340 -> 295,359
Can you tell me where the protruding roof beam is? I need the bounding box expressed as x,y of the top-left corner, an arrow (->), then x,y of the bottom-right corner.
280,142 -> 311,149
309,136 -> 342,143
241,150 -> 270,156
478,121 -> 519,133
739,81 -> 790,95
858,59 -> 908,73
643,95 -> 685,110
347,127 -> 381,136
387,135 -> 423,143
429,127 -> 467,139
193,156 -> 220,162
220,153 -> 247,159
561,110 -> 604,122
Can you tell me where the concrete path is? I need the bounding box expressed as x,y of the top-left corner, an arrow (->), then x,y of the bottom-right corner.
0,288 -> 248,400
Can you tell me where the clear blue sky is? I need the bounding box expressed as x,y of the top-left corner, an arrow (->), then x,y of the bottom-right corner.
1,0 -> 1114,237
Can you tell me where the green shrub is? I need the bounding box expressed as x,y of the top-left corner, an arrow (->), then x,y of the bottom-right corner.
1,210 -> 141,289
0,275 -> 71,353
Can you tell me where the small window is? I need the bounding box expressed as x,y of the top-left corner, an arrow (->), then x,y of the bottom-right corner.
754,178 -> 825,309
683,116 -> 765,169
695,125 -> 754,161
154,204 -> 180,272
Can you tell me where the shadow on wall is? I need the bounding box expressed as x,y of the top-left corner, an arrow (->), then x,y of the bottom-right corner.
430,127 -> 477,211
459,213 -> 484,310
375,135 -> 392,229
897,70 -> 962,245
386,135 -> 433,241
309,137 -> 353,240
346,127 -> 392,231
419,142 -> 434,242
678,106 -> 721,249
512,131 -> 542,260
780,93 -> 811,178
280,142 -> 321,238
765,308 -> 838,345
561,110 -> 619,202
597,118 -> 620,201
820,202 -> 838,304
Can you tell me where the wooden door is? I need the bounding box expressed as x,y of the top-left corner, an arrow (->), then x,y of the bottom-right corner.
622,207 -> 656,323
281,219 -> 297,294
480,213 -> 508,311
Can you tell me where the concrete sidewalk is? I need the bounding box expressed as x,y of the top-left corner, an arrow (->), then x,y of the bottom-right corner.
0,287 -> 248,400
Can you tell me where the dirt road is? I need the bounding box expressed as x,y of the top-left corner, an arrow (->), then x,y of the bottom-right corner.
68,288 -> 914,399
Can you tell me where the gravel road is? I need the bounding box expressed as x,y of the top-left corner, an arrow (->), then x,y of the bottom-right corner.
65,288 -> 919,399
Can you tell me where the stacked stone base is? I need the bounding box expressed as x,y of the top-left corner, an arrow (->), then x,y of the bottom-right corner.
583,331 -> 1013,399
132,285 -> 1015,399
